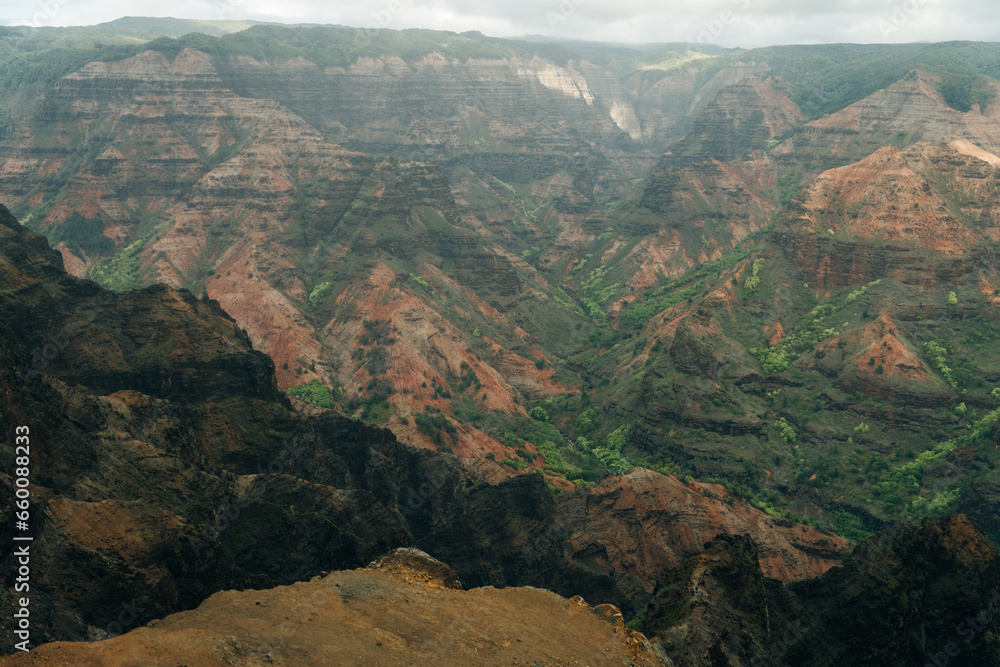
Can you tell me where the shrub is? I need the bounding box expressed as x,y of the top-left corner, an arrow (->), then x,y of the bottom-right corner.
775,417 -> 797,443
924,341 -> 957,389
285,379 -> 339,408
745,259 -> 765,292
308,281 -> 334,306
606,425 -> 630,451
414,409 -> 457,448
531,406 -> 550,421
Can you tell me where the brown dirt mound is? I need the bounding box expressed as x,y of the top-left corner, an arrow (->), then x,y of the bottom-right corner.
7,550 -> 662,666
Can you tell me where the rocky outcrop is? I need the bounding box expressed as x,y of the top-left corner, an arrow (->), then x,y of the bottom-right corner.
367,547 -> 463,589
571,470 -> 848,582
0,40 -> 608,455
638,515 -> 1000,667
811,311 -> 953,405
617,157 -> 777,292
7,549 -> 663,666
777,69 -> 1000,175
773,142 -> 1000,290
664,77 -> 803,164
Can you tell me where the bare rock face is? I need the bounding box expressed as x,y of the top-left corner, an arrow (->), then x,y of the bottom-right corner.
409,466 -> 849,618
618,157 -> 777,293
778,69 -> 1000,174
8,513 -> 987,667
811,310 -> 953,405
637,515 -> 1000,667
774,142 -> 1000,291
570,470 -> 849,584
665,77 -> 804,164
638,533 -> 773,667
0,43 -> 614,459
368,547 -> 462,590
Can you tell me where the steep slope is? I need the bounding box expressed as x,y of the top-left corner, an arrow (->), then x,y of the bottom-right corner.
773,69 -> 1000,176
663,77 -> 804,164
613,157 -> 776,293
637,515 -> 1000,667
0,33 -> 646,460
0,41 -> 607,463
0,202 -> 849,650
588,140 -> 1000,535
584,77 -> 798,298
620,60 -> 773,150
774,141 -> 1000,289
8,28 -> 1000,543
0,47 -> 378,390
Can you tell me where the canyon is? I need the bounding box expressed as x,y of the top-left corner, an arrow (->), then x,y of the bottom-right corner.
3,22 -> 1000,663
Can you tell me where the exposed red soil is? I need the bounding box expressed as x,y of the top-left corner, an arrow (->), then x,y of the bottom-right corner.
6,550 -> 662,666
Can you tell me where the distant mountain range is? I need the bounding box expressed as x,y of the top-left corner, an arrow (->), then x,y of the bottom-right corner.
3,21 -> 1000,662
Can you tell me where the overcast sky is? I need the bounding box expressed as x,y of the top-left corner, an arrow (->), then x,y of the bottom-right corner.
1,0 -> 998,48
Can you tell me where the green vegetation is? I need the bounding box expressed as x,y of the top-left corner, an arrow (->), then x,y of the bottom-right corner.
578,432 -> 634,476
308,281 -> 334,307
775,418 -> 798,443
10,24 -> 1000,552
286,379 -> 341,409
579,264 -> 619,320
923,340 -> 957,390
754,279 -> 881,374
826,508 -> 874,542
621,248 -> 754,330
132,336 -> 177,367
45,212 -> 114,255
88,222 -> 166,290
777,173 -> 799,206
414,408 -> 458,449
938,72 -> 994,112
721,42 -> 1000,118
873,407 -> 1000,516
744,259 -> 765,292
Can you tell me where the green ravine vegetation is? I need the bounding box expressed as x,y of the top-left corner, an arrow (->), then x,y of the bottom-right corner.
286,378 -> 341,409
5,22 -> 1000,549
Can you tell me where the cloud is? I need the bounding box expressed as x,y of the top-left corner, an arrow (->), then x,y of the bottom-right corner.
1,0 -> 997,47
